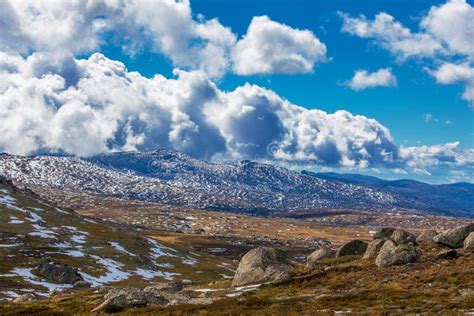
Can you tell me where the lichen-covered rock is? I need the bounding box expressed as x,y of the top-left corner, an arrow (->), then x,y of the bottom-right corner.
305,247 -> 336,269
373,227 -> 396,240
92,287 -> 169,313
232,247 -> 293,287
375,243 -> 421,267
433,224 -> 474,248
416,230 -> 438,244
363,239 -> 386,259
33,259 -> 85,285
391,229 -> 417,246
336,240 -> 368,257
464,232 -> 474,251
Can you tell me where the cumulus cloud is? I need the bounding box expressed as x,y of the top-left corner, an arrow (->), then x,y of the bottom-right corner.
347,68 -> 397,90
0,0 -> 236,78
232,16 -> 327,75
0,52 -> 398,168
428,62 -> 474,106
0,52 -> 471,176
340,0 -> 474,106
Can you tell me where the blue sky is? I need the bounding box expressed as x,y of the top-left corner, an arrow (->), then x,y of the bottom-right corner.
0,0 -> 472,183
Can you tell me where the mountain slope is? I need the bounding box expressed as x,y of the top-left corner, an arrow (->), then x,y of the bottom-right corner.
0,177 -> 234,301
0,150 -> 471,217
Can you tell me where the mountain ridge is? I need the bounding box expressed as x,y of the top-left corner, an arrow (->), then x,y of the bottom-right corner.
0,150 -> 472,217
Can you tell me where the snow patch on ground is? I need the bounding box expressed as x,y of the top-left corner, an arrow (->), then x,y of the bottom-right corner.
79,255 -> 130,287
109,242 -> 135,257
12,268 -> 73,293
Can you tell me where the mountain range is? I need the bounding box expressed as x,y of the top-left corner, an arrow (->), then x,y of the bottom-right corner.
0,150 -> 472,217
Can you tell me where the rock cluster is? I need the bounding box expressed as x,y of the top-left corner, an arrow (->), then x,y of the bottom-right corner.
433,224 -> 474,249
363,228 -> 421,267
232,247 -> 293,287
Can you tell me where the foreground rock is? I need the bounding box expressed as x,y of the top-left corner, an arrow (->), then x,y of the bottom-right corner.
416,230 -> 438,244
375,243 -> 420,267
464,232 -> 474,251
433,224 -> 474,248
92,287 -> 169,313
363,239 -> 386,259
373,227 -> 395,240
390,229 -> 417,246
305,247 -> 336,269
32,259 -> 87,286
232,247 -> 293,287
336,240 -> 368,257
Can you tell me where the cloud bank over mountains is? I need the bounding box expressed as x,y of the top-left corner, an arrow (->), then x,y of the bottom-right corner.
0,0 -> 472,180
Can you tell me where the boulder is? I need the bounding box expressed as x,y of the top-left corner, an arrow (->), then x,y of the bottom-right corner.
336,240 -> 368,257
13,293 -> 38,303
391,229 -> 417,246
373,227 -> 396,240
363,239 -> 386,259
433,224 -> 474,248
33,259 -> 85,285
464,232 -> 474,251
378,239 -> 397,254
92,287 -> 169,313
375,243 -> 421,267
305,247 -> 336,269
416,230 -> 438,244
232,247 -> 293,287
435,249 -> 459,260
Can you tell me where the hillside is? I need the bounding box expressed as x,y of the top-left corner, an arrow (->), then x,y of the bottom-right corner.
0,177 -> 235,301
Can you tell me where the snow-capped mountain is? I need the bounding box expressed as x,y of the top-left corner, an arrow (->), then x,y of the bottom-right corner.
0,150 -> 470,216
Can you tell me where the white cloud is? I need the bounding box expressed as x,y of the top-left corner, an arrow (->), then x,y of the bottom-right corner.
428,62 -> 474,106
0,52 -> 470,177
347,68 -> 397,90
340,12 -> 443,59
232,16 -> 327,75
340,0 -> 474,107
0,0 -> 236,78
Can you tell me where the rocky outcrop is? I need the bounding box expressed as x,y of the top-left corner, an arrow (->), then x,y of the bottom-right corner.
363,239 -> 386,259
336,240 -> 368,257
391,229 -> 417,246
433,224 -> 474,248
92,287 -> 169,313
464,232 -> 474,251
305,247 -> 336,269
13,293 -> 38,303
375,243 -> 420,267
32,259 -> 86,285
416,230 -> 438,244
232,247 -> 293,287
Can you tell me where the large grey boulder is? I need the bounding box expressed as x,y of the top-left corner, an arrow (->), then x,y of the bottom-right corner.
416,230 -> 438,244
336,240 -> 368,257
375,243 -> 421,267
92,287 -> 169,313
33,260 -> 85,285
373,227 -> 396,240
305,247 -> 336,269
433,224 -> 474,248
391,229 -> 417,246
464,232 -> 474,251
232,247 -> 293,287
363,239 -> 386,259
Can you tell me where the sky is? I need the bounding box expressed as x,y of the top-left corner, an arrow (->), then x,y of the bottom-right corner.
0,0 -> 473,183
